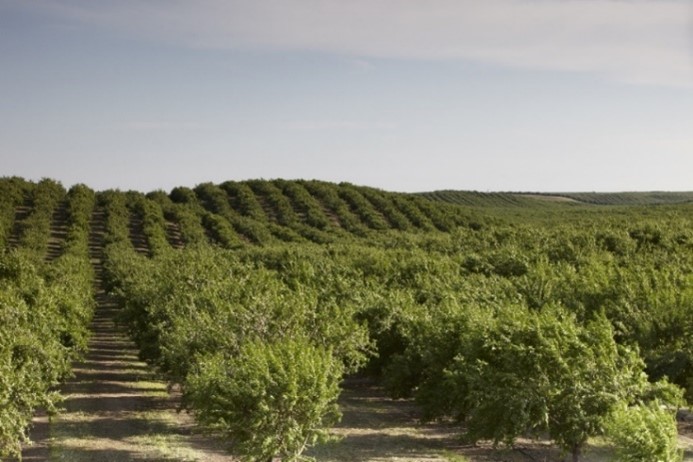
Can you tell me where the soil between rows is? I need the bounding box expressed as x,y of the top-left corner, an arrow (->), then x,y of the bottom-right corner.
19,288 -> 236,462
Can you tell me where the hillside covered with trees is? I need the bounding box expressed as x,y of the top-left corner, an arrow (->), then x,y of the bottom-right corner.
1,177 -> 691,462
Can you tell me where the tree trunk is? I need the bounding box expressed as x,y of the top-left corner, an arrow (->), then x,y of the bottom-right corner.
571,443 -> 581,462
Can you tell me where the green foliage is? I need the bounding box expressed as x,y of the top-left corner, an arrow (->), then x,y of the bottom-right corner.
274,179 -> 333,230
234,180 -> 329,243
167,179 -> 493,239
221,181 -> 269,222
172,203 -> 208,246
247,179 -> 301,227
187,339 -> 343,462
0,177 -> 32,247
386,303 -> 652,460
63,184 -> 95,256
605,401 -> 683,462
407,196 -> 461,232
0,283 -> 59,458
111,246 -> 373,383
0,250 -> 93,458
441,452 -> 471,462
421,190 -> 693,206
80,183 -> 693,460
148,190 -> 208,246
17,178 -> 66,262
337,183 -> 390,230
301,180 -> 369,236
6,176 -> 692,460
420,190 -> 551,207
200,211 -> 245,248
170,186 -> 199,204
358,187 -> 412,231
195,182 -> 274,244
390,195 -> 436,231
45,254 -> 94,354
557,191 -> 693,206
128,192 -> 171,255
100,190 -> 131,247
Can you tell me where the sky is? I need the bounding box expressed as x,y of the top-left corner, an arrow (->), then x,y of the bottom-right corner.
1,0 -> 692,193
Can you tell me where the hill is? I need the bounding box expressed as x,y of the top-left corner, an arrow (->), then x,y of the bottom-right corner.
419,189 -> 693,206
0,177 -> 487,254
1,176 -> 692,462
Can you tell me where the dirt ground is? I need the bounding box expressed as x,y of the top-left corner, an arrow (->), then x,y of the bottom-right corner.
18,289 -> 235,462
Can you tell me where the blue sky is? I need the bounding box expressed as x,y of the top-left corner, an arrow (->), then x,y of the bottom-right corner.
1,0 -> 692,193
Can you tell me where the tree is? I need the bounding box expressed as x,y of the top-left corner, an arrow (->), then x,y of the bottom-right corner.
605,400 -> 683,462
185,338 -> 343,462
414,306 -> 648,462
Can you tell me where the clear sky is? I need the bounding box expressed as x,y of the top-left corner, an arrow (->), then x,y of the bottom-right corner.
1,0 -> 692,193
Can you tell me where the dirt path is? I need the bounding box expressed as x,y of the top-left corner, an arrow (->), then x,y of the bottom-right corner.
6,204 -> 31,250
47,289 -> 235,461
45,201 -> 68,261
164,220 -> 185,249
18,208 -> 235,462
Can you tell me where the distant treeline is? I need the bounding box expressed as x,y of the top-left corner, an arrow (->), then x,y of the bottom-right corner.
420,189 -> 693,206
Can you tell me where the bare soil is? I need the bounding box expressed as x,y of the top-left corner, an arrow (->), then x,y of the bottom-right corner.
18,285 -> 236,461
45,201 -> 68,262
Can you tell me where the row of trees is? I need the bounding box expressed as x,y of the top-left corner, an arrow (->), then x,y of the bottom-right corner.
12,179 -> 65,263
3,178 -> 689,461
273,180 -> 334,231
0,177 -> 33,248
104,245 -> 369,461
247,180 -> 335,244
0,180 -> 95,459
99,193 -> 691,460
165,179 -> 474,248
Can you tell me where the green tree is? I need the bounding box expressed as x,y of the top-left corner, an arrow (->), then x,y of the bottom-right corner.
605,400 -> 683,462
186,338 -> 343,462
420,307 -> 648,462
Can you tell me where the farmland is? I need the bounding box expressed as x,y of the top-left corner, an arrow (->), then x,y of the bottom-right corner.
1,177 -> 692,461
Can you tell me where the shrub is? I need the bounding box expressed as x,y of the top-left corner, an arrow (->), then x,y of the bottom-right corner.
605,400 -> 683,462
186,338 -> 343,462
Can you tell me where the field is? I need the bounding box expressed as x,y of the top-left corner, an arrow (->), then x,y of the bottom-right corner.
419,190 -> 693,207
0,177 -> 691,462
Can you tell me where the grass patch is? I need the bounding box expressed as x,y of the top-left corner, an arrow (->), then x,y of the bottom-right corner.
125,433 -> 200,461
441,452 -> 470,462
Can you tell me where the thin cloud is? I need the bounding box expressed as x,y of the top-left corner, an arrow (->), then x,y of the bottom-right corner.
124,121 -> 205,132
285,120 -> 396,131
18,0 -> 693,87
